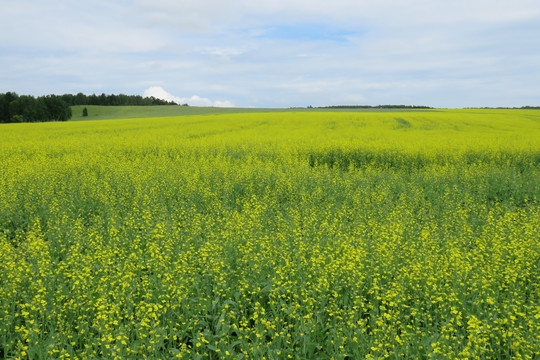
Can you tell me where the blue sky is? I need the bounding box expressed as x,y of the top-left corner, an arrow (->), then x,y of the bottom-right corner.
1,0 -> 539,108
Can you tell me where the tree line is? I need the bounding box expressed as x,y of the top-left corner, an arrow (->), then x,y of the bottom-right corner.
0,92 -> 72,123
0,92 -> 180,123
59,93 -> 178,106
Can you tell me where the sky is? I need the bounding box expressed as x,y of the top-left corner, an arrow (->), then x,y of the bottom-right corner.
1,0 -> 539,108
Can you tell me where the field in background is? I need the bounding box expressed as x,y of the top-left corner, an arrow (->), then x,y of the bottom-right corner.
69,105 -> 279,121
1,109 -> 539,359
70,105 -> 437,121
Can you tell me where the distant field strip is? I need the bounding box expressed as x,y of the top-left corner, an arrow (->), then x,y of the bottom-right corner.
1,109 -> 539,359
69,105 -> 440,121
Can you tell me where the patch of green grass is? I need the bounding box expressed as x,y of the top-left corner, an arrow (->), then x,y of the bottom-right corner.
70,105 -> 266,121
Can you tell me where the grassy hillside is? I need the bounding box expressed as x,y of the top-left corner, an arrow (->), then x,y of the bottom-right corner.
1,109 -> 539,359
69,105 -> 266,121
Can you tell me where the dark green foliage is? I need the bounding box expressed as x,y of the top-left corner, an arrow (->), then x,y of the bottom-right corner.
42,95 -> 72,121
0,91 -> 180,124
61,93 -> 178,106
0,92 -> 17,122
82,107 -> 88,117
0,92 -> 72,123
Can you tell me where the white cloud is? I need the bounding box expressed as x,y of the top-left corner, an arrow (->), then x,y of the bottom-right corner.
143,86 -> 234,107
213,100 -> 236,107
143,86 -> 181,103
199,47 -> 244,57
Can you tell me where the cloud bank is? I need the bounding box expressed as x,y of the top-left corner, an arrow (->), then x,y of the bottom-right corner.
143,86 -> 234,107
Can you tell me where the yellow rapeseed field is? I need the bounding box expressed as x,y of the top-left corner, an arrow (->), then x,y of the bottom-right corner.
0,109 -> 539,359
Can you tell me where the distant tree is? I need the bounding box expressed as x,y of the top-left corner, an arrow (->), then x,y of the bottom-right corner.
75,92 -> 87,105
0,93 -> 5,123
19,95 -> 44,122
8,98 -> 23,118
61,94 -> 75,106
32,98 -> 49,122
88,94 -> 99,105
108,94 -> 119,106
42,95 -> 72,121
99,93 -> 108,106
82,107 -> 88,117
0,92 -> 18,122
